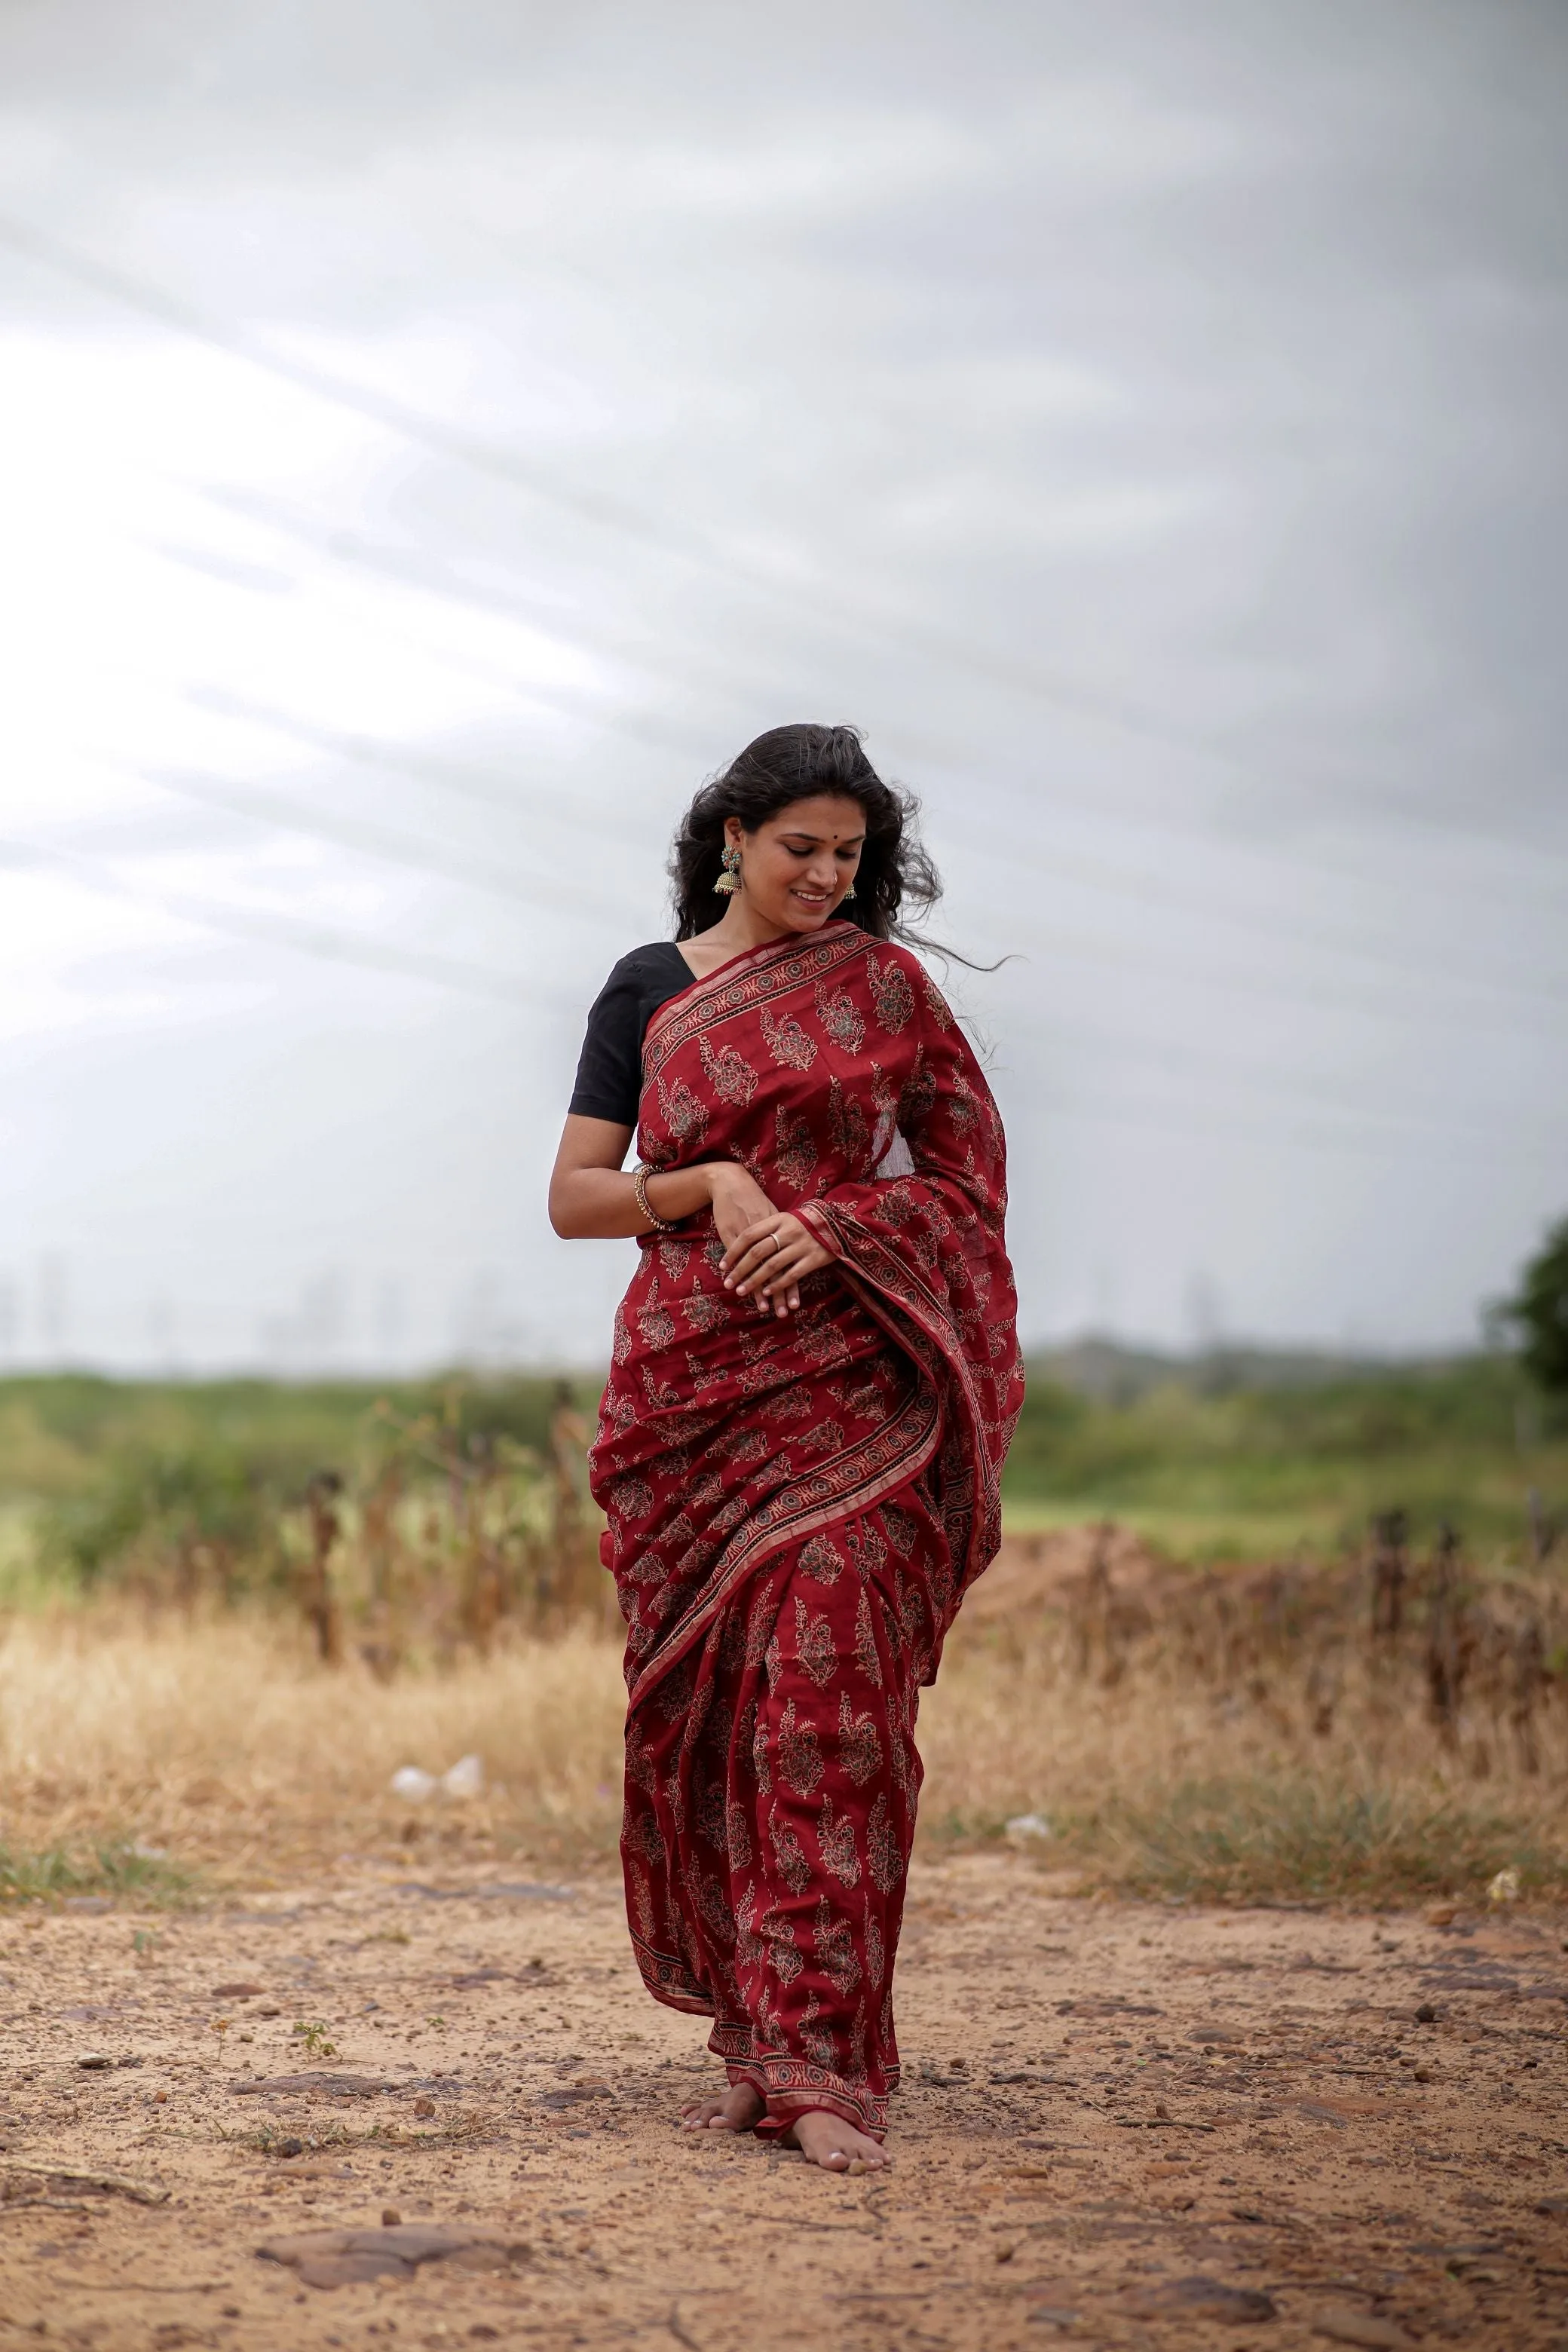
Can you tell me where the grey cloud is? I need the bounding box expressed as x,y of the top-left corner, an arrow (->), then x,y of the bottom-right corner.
0,0 -> 1563,1364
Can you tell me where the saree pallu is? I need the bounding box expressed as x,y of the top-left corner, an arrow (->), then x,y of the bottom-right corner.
589,922 -> 1023,2138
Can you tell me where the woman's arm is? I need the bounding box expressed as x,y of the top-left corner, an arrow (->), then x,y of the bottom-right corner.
549,1116 -> 834,1318
549,1115 -> 720,1238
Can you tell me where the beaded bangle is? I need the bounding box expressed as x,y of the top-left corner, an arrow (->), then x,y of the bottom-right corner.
632,1164 -> 679,1235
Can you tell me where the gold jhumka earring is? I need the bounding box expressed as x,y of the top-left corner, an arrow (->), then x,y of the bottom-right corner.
713,845 -> 743,894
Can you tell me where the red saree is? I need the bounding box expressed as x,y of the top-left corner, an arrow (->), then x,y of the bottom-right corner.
589,922 -> 1023,2139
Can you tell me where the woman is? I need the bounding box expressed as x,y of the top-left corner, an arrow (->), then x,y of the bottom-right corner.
549,724 -> 1023,2173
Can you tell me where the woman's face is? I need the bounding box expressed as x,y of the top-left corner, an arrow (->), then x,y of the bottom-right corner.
725,795 -> 865,934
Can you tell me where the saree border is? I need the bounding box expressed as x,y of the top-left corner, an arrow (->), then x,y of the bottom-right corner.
642,921 -> 867,1083
807,1207 -> 1011,1594
628,1926 -> 717,2016
624,917 -> 1014,1708
625,1378 -> 944,1710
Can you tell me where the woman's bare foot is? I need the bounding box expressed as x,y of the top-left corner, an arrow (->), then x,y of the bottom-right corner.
680,2081 -> 766,2133
786,2109 -> 889,2172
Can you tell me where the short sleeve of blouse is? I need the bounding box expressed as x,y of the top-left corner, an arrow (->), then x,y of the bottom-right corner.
568,945 -> 691,1126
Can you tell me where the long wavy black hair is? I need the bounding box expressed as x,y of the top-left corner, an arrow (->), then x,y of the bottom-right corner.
670,724 -> 941,942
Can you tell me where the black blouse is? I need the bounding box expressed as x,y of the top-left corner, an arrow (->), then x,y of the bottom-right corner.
568,942 -> 695,1127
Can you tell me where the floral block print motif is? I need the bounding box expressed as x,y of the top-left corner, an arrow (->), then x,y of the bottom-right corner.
591,923 -> 1023,2139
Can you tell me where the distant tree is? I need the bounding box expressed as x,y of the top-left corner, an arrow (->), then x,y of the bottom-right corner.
1504,1214 -> 1568,1395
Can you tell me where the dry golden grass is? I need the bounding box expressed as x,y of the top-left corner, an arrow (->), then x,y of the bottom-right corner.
920,1640 -> 1568,1902
2,1520 -> 1564,1908
0,1607 -> 626,1888
923,1527 -> 1568,1903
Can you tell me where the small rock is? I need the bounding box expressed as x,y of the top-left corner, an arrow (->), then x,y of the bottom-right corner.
390,1766 -> 439,1802
259,2222 -> 522,2292
1122,2277 -> 1276,2323
413,2097 -> 436,2119
1003,1812 -> 1052,1843
1425,1903 -> 1458,1927
1413,2066 -> 1433,2084
994,2241 -> 1015,2263
277,2139 -> 305,2159
76,2055 -> 113,2072
381,2207 -> 402,2228
441,1754 -> 484,1800
1414,2002 -> 1436,2023
1027,2310 -> 1080,2330
1487,1867 -> 1521,1906
1311,2307 -> 1413,2348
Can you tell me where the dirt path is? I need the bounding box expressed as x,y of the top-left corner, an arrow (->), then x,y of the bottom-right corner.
2,1858 -> 1564,2349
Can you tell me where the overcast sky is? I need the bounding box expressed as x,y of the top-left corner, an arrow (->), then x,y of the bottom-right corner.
1,0 -> 1563,1373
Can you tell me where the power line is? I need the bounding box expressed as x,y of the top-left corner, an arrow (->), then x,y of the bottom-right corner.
128,763 -> 647,929
170,485 -> 1567,1015
188,488 -> 709,761
1003,1077 -> 1564,1172
1000,1000 -> 1563,1145
121,737 -> 1568,1128
183,684 -> 672,846
152,515 -> 1567,1029
9,811 -> 1559,1161
0,830 -> 556,1006
5,204 -> 1555,874
942,817 -> 1568,1012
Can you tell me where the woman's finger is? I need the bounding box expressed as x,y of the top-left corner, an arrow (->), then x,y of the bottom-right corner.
728,1217 -> 816,1291
721,1214 -> 779,1273
755,1241 -> 813,1290
725,1236 -> 780,1288
723,1224 -> 787,1282
728,1238 -> 788,1292
758,1242 -> 831,1296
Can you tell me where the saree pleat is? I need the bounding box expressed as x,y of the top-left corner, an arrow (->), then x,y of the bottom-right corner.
590,923 -> 1022,2139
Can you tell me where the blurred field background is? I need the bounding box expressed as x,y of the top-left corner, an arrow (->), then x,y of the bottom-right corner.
4,1 -> 1567,1949
2,1348 -> 1563,1913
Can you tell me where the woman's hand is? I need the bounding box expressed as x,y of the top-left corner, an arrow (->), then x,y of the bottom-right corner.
721,1205 -> 836,1318
706,1162 -> 778,1252
708,1166 -> 807,1317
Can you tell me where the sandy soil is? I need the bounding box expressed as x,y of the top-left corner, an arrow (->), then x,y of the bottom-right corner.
2,1860 -> 1565,2350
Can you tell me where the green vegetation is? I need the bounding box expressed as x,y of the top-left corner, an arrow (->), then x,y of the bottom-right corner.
0,1371 -> 595,1604
1065,1779 -> 1563,1906
1003,1349 -> 1567,1560
0,1838 -> 194,1907
1502,1211 -> 1568,1396
0,1370 -> 582,1505
0,1348 -> 1561,1595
